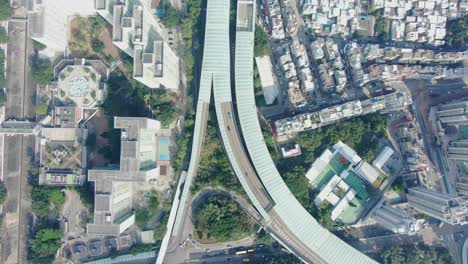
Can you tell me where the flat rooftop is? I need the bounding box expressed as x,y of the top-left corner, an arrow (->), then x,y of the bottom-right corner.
236,1 -> 254,31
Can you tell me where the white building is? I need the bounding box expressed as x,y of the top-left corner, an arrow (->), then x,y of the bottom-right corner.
27,0 -> 96,56
255,56 -> 280,105
373,146 -> 394,170
97,0 -> 180,90
87,117 -> 165,236
372,205 -> 423,235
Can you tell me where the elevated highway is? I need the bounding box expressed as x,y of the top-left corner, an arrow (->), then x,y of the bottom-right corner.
228,0 -> 377,263
161,0 -> 377,263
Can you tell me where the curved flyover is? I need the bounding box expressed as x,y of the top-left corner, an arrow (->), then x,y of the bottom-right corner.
232,1 -> 377,263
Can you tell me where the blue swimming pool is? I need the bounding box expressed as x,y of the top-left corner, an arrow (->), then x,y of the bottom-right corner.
158,137 -> 170,161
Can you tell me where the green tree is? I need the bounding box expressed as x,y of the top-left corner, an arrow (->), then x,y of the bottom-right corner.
135,209 -> 151,228
284,166 -> 309,206
30,228 -> 62,257
266,254 -> 303,264
128,244 -> 153,255
48,188 -> 65,206
0,26 -> 8,43
380,244 -> 454,264
31,57 -> 53,86
34,104 -> 49,115
89,15 -> 107,36
0,89 -> 6,107
255,25 -> 272,56
0,0 -> 11,21
91,38 -> 105,53
161,3 -> 180,28
0,48 -> 6,90
194,116 -> 243,193
194,195 -> 255,242
0,182 -> 6,204
33,41 -> 47,51
446,18 -> 468,48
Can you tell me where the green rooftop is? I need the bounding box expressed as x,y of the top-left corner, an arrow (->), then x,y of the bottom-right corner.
337,196 -> 365,224
311,153 -> 350,189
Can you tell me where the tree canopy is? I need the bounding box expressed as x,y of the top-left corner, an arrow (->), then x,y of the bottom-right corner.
0,182 -> 6,205
33,40 -> 47,51
194,195 -> 255,242
0,26 -> 8,44
31,56 -> 53,86
0,48 -> 6,89
91,38 -> 105,53
255,26 -> 272,56
446,18 -> 468,48
193,114 -> 243,193
161,3 -> 180,28
0,0 -> 11,20
30,228 -> 62,258
0,48 -> 6,106
380,244 -> 453,264
266,254 -> 303,264
294,114 -> 387,166
30,171 -> 65,218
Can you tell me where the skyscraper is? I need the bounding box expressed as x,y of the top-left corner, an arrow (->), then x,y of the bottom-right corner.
407,187 -> 468,225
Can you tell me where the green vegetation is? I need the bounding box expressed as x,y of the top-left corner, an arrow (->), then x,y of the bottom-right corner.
194,195 -> 255,242
374,11 -> 390,41
181,0 -> 203,86
30,167 -> 65,218
99,72 -> 180,160
0,182 -> 6,205
255,229 -> 274,245
262,119 -> 280,162
279,165 -> 337,228
266,254 -> 303,264
135,210 -> 151,228
153,201 -> 171,241
161,3 -> 180,28
274,114 -> 387,227
33,40 -> 47,51
29,228 -> 62,262
99,72 -> 152,162
293,114 -> 387,167
70,16 -> 107,53
172,111 -> 195,173
144,89 -> 178,126
91,38 -> 105,53
254,25 -> 272,56
128,244 -> 153,255
31,185 -> 65,218
380,244 -> 453,264
445,18 -> 468,48
0,26 -> 7,43
135,192 -> 160,228
170,0 -> 204,174
193,113 -> 243,193
0,48 -> 6,106
31,56 -> 54,86
368,4 -> 377,14
34,104 -> 49,115
0,0 -> 11,20
390,176 -> 404,193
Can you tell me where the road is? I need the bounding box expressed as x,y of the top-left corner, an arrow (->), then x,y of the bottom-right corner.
0,15 -> 36,264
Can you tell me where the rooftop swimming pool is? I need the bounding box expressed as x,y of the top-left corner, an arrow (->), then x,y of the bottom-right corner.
158,137 -> 170,161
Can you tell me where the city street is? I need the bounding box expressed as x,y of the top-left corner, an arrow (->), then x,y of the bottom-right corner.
1,5 -> 37,264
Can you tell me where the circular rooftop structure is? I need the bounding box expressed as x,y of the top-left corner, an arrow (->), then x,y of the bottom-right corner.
57,65 -> 103,108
